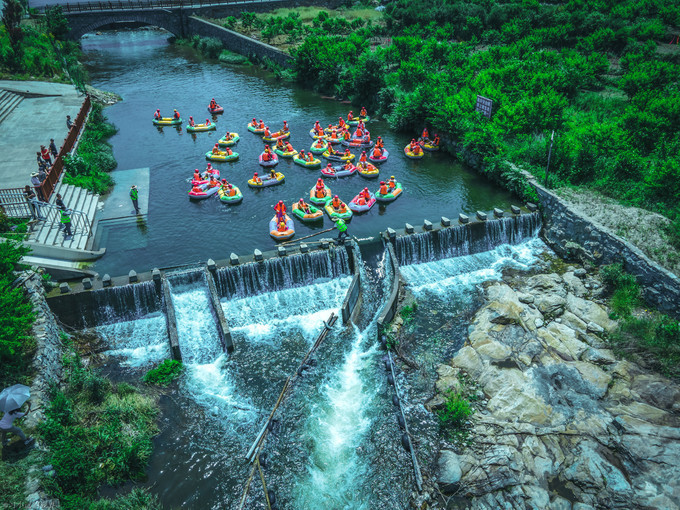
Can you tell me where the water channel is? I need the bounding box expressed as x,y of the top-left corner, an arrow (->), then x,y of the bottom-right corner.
80,29 -> 514,277
73,27 -> 549,510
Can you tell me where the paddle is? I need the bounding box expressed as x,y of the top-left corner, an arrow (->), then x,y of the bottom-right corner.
280,226 -> 336,246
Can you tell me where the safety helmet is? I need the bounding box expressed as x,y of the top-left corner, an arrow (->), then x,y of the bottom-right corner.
334,195 -> 339,199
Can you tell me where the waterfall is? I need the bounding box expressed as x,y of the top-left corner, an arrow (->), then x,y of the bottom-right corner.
97,313 -> 169,368
49,280 -> 162,329
214,247 -> 350,298
395,212 -> 541,265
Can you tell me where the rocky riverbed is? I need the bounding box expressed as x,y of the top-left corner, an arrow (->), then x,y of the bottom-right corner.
418,268 -> 680,509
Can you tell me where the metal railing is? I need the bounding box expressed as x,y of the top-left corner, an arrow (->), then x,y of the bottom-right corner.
0,95 -> 91,218
50,0 -> 278,13
32,201 -> 93,239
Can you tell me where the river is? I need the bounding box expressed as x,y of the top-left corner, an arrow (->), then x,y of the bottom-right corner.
80,29 -> 514,277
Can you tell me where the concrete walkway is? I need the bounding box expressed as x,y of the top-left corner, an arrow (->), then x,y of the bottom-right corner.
0,80 -> 86,190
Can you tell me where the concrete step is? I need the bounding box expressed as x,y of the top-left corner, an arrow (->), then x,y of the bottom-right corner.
0,92 -> 23,124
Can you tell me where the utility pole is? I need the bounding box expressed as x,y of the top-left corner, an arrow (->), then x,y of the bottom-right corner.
544,130 -> 555,188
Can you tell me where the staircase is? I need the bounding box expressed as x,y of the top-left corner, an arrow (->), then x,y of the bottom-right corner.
27,180 -> 101,252
0,89 -> 24,125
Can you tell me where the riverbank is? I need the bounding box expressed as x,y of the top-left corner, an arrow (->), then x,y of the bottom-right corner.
398,261 -> 680,508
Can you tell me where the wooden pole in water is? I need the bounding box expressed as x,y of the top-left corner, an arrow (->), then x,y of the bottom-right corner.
280,226 -> 336,245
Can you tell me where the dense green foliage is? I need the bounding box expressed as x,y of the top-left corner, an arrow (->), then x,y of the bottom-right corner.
282,0 -> 680,210
39,349 -> 159,509
601,263 -> 680,378
437,389 -> 473,440
0,240 -> 35,387
1,3 -> 85,85
143,359 -> 183,386
63,103 -> 117,195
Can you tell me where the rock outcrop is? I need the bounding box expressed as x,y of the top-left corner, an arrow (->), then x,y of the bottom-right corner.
432,272 -> 680,509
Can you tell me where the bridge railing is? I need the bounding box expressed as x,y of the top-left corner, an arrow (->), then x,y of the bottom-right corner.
51,0 -> 277,13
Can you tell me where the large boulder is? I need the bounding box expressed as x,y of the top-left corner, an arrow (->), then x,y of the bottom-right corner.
525,274 -> 567,315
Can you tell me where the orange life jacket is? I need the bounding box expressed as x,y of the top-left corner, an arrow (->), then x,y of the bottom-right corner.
259,122 -> 265,129
332,198 -> 340,208
278,222 -> 287,232
380,185 -> 388,194
361,108 -> 367,117
286,143 -> 294,151
360,154 -> 367,163
372,149 -> 381,158
192,186 -> 202,193
389,180 -> 396,189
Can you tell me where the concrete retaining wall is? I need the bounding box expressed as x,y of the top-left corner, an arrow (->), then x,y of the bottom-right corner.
527,176 -> 680,316
161,277 -> 182,360
376,242 -> 401,337
205,266 -> 234,353
341,248 -> 361,324
186,16 -> 293,68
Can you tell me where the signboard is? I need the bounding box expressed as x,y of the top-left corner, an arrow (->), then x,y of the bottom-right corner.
475,95 -> 493,118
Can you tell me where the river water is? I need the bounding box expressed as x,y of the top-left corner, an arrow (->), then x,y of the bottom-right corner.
80,29 -> 513,277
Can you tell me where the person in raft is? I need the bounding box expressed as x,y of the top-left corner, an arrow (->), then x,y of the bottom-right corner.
338,117 -> 346,128
252,172 -> 262,185
282,120 -> 289,132
250,118 -> 257,127
344,160 -> 354,171
277,219 -> 288,232
264,126 -> 271,138
210,98 -> 217,109
209,176 -> 220,188
224,184 -> 237,197
189,116 -> 195,127
258,119 -> 265,129
325,163 -> 335,175
314,138 -> 325,149
262,145 -> 272,161
205,118 -> 212,126
347,110 -> 354,122
154,109 -> 161,120
372,146 -> 383,159
343,130 -> 351,141
359,151 -> 367,163
193,169 -> 201,181
224,146 -> 233,156
212,143 -> 221,155
389,176 -> 397,188
173,109 -> 180,120
307,152 -> 315,162
315,178 -> 326,197
420,127 -> 429,142
274,200 -> 286,222
298,198 -> 311,214
191,184 -> 203,194
360,187 -> 371,201
269,169 -> 277,180
331,195 -> 342,209
223,131 -> 233,141
220,178 -> 230,189
285,141 -> 294,152
298,149 -> 306,160
432,133 -> 440,146
343,148 -> 352,159
379,181 -> 389,195
276,138 -> 285,150
360,106 -> 367,118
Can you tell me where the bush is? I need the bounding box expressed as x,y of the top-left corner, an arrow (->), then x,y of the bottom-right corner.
219,49 -> 248,65
143,359 -> 183,386
437,390 -> 473,432
600,263 -> 640,317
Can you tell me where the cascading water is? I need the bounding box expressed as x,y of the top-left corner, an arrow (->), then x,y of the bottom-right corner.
395,211 -> 541,265
97,312 -> 169,368
214,247 -> 350,298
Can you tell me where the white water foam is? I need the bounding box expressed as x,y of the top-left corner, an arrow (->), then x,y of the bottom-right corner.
295,327 -> 379,509
98,313 -> 170,367
221,276 -> 352,343
401,237 -> 548,296
170,285 -> 224,364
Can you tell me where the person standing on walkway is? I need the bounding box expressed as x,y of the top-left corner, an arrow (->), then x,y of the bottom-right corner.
23,186 -> 45,221
40,145 -> 52,165
335,218 -> 349,244
66,115 -> 73,129
60,209 -> 73,238
49,138 -> 58,158
30,172 -> 46,202
0,401 -> 33,448
130,185 -> 140,214
55,193 -> 66,211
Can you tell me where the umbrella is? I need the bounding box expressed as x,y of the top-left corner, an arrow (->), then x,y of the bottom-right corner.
0,384 -> 30,413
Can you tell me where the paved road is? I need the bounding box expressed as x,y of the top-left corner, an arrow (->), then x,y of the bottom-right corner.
0,80 -> 85,190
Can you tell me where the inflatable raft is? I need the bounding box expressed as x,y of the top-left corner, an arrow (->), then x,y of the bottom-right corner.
187,122 -> 217,132
269,214 -> 295,241
262,131 -> 290,142
248,173 -> 285,188
248,123 -> 265,134
324,200 -> 353,222
153,117 -> 181,126
259,152 -> 279,167
293,155 -> 321,169
375,182 -> 403,202
342,138 -> 374,149
357,163 -> 380,178
205,150 -> 239,162
218,133 -> 240,146
274,147 -> 298,158
325,133 -> 343,145
292,202 -> 323,222
208,105 -> 224,114
349,191 -> 376,213
368,148 -> 389,164
191,167 -> 219,185
309,129 -> 327,140
404,145 -> 424,159
188,183 -> 220,200
321,164 -> 356,178
310,140 -> 329,155
421,142 -> 440,151
217,186 -> 243,204
309,185 -> 332,205
323,150 -> 355,162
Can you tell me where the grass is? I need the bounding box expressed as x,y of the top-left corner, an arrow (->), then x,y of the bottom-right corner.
399,303 -> 418,324
601,263 -> 680,379
0,451 -> 45,508
39,347 -> 160,509
437,389 -> 473,442
143,359 -> 183,386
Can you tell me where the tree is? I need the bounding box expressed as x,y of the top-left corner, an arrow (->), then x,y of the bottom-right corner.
2,0 -> 24,71
44,5 -> 70,40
